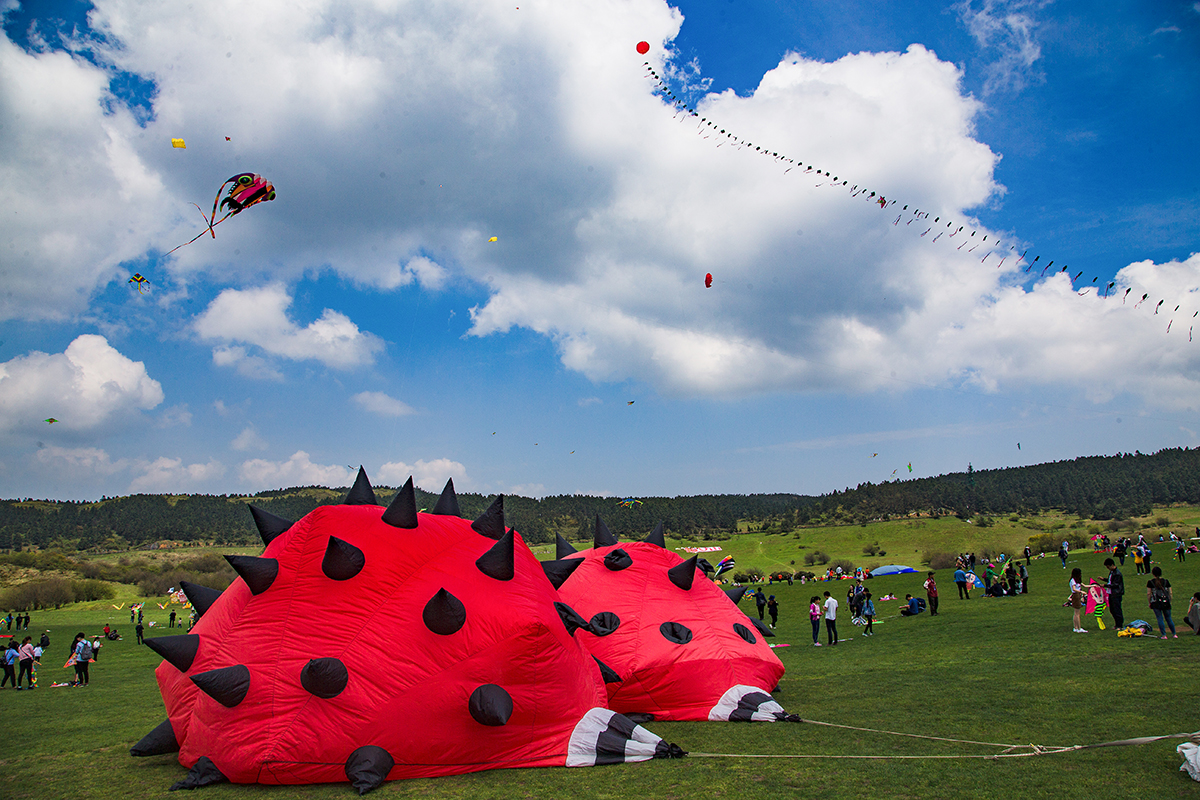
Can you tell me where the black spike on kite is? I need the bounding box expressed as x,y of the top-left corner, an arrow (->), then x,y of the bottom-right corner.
381,476 -> 419,529
724,586 -> 748,604
475,528 -> 515,581
667,555 -> 698,591
130,718 -> 179,757
643,522 -> 666,548
144,633 -> 200,673
322,536 -> 365,581
345,746 -> 395,796
555,533 -> 579,559
190,664 -> 251,708
169,756 -> 228,791
248,505 -> 293,547
225,555 -> 279,595
431,478 -> 461,516
471,495 -> 506,540
594,514 -> 619,548
344,466 -> 379,505
180,581 -> 222,618
542,558 -> 583,589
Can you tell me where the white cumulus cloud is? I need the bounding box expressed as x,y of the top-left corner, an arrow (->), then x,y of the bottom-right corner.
377,458 -> 467,492
129,456 -> 226,493
196,285 -> 383,371
0,334 -> 163,433
351,391 -> 415,417
239,450 -> 355,490
230,426 -> 268,451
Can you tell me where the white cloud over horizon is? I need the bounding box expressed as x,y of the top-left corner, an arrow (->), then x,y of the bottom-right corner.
238,450 -> 355,491
377,458 -> 468,493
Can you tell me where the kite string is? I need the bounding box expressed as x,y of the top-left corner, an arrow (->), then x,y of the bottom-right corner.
685,726 -> 1200,761
793,717 -> 1049,749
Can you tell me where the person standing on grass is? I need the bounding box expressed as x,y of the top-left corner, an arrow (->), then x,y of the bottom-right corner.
1,640 -> 18,687
1114,538 -> 1127,565
17,636 -> 34,689
1024,545 -> 1032,566
954,565 -> 969,599
170,610 -> 177,628
809,596 -> 822,646
135,620 -> 145,645
823,591 -> 839,645
130,607 -> 135,624
767,595 -> 779,629
1146,566 -> 1176,639
1059,544 -> 1069,569
862,591 -> 876,636
755,589 -> 767,621
73,633 -> 91,686
1070,568 -> 1087,633
924,572 -> 939,616
1102,558 -> 1125,630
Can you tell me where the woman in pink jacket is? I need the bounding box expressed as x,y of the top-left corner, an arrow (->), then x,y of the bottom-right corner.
17,636 -> 35,689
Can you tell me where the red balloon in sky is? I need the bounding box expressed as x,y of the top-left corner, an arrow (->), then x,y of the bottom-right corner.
705,273 -> 713,288
636,41 -> 650,55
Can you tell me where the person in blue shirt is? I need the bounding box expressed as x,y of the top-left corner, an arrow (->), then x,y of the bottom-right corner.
861,591 -> 876,636
954,566 -> 970,599
900,594 -> 923,616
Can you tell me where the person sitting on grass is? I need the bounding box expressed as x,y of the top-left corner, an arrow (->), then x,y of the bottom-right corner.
900,594 -> 922,616
1185,592 -> 1200,635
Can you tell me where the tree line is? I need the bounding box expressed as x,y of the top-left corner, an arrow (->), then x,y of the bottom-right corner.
2,447 -> 1198,552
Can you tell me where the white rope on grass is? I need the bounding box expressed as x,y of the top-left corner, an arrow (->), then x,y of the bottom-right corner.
684,721 -> 1200,762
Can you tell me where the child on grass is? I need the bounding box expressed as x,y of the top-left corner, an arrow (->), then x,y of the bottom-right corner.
862,591 -> 876,636
809,596 -> 822,646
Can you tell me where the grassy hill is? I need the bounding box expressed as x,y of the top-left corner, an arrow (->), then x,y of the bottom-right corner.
2,537 -> 1196,800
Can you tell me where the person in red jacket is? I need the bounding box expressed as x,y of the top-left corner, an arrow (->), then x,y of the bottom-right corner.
924,571 -> 939,616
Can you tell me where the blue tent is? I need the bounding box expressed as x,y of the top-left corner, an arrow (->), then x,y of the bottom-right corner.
871,564 -> 917,576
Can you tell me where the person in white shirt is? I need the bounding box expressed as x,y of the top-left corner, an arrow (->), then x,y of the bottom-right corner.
823,591 -> 839,645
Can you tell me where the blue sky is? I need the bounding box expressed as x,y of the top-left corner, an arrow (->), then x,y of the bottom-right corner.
1,0 -> 1198,501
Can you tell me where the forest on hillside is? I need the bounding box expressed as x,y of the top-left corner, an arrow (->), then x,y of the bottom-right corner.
2,447 -> 1199,552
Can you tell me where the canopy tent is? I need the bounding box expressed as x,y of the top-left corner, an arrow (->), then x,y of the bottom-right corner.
870,565 -> 917,576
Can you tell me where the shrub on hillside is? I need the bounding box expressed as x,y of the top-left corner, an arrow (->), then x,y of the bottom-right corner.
862,542 -> 881,556
1,577 -> 76,610
925,551 -> 957,570
71,579 -> 115,601
828,558 -> 855,575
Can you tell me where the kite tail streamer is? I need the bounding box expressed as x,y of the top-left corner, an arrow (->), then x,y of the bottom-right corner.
932,232 -> 943,242
1167,320 -> 1173,333
164,211 -> 233,256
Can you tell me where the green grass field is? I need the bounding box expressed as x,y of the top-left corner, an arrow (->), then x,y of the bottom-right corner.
2,518 -> 1199,799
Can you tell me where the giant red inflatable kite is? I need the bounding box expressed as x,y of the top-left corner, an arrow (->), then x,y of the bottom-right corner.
542,517 -> 788,723
132,470 -> 683,793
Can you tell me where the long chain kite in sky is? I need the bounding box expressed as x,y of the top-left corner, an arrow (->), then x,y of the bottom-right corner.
641,60 -> 1197,341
